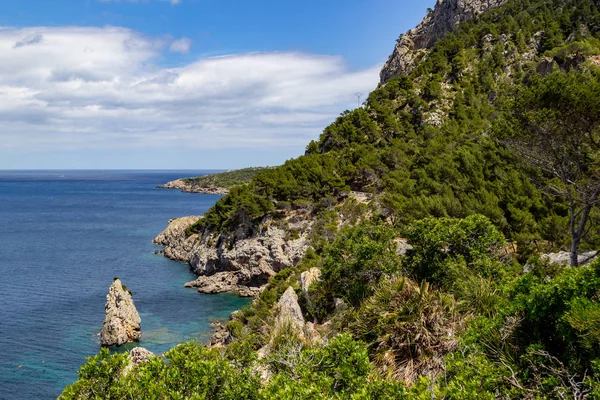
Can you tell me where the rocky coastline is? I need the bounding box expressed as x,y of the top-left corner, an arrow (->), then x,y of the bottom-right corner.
157,179 -> 229,195
154,209 -> 312,298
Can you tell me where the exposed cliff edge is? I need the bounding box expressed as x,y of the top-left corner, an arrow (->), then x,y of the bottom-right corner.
153,216 -> 203,261
100,279 -> 141,347
154,210 -> 313,297
185,211 -> 312,297
380,0 -> 507,83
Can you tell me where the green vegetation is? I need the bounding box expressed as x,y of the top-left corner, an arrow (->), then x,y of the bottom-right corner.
182,167 -> 273,190
64,0 -> 600,398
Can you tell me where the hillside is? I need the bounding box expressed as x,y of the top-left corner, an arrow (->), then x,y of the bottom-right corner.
62,0 -> 600,398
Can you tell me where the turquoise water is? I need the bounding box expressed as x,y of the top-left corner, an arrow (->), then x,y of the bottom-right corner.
0,171 -> 250,399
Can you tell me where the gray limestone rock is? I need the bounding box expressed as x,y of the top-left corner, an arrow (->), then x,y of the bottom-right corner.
300,268 -> 321,301
186,213 -> 312,296
380,0 -> 508,83
207,322 -> 233,348
153,216 -> 202,261
275,286 -> 305,332
100,279 -> 141,347
542,251 -> 598,266
122,347 -> 154,376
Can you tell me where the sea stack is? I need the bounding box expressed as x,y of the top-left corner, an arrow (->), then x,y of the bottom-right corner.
100,278 -> 141,347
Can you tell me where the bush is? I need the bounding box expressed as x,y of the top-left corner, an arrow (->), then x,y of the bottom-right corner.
319,221 -> 402,307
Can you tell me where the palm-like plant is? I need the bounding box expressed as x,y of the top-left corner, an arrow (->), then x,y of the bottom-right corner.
350,275 -> 466,384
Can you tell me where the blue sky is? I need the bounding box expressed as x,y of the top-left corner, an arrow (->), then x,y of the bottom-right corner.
0,0 -> 433,169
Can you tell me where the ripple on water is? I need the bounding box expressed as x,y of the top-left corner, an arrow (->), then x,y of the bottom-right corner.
0,171 -> 251,399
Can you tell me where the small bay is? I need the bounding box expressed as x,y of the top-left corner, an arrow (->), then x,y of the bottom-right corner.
0,170 -> 250,399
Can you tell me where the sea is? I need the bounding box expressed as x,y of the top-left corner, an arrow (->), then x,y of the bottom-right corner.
0,170 -> 251,400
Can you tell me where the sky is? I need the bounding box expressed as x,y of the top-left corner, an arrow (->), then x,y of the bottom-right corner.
0,0 -> 433,169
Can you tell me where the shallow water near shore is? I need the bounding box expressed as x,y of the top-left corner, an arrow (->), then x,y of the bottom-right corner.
0,170 -> 251,400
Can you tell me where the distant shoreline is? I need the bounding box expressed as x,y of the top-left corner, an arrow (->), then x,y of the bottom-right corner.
157,179 -> 229,195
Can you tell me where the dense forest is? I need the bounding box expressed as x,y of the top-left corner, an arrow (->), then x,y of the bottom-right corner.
62,0 -> 600,398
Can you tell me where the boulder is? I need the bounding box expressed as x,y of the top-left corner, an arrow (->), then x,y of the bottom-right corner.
275,286 -> 305,331
122,347 -> 154,376
100,279 -> 141,347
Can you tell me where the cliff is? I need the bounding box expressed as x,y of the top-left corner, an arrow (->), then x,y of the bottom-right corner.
154,209 -> 313,297
185,215 -> 312,297
380,0 -> 507,83
153,216 -> 203,261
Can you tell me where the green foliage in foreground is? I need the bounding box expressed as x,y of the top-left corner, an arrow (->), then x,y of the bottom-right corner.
64,215 -> 600,399
182,167 -> 273,190
61,335 -> 407,400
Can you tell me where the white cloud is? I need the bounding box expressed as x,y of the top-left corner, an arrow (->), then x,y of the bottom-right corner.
0,26 -> 380,158
169,37 -> 191,54
170,0 -> 181,5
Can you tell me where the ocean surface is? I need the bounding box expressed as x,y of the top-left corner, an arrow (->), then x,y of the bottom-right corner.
0,170 -> 250,400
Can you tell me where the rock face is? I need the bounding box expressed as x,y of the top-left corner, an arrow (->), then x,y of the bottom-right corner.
154,208 -> 311,297
100,279 -> 141,347
542,251 -> 598,266
300,268 -> 321,319
380,0 -> 507,83
185,213 -> 312,297
153,216 -> 202,261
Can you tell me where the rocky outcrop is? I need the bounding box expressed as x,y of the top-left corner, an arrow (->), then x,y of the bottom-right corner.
122,347 -> 154,376
300,268 -> 321,318
157,179 -> 228,195
380,0 -> 507,83
100,279 -> 141,347
300,268 -> 321,301
257,286 -> 323,365
207,322 -> 233,348
275,286 -> 305,332
396,238 -> 414,257
184,212 -> 312,297
542,251 -> 598,266
153,216 -> 202,261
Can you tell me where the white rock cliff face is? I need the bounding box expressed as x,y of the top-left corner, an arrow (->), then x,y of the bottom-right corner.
380,0 -> 507,83
185,221 -> 311,297
100,279 -> 141,347
153,216 -> 202,261
154,211 -> 312,297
